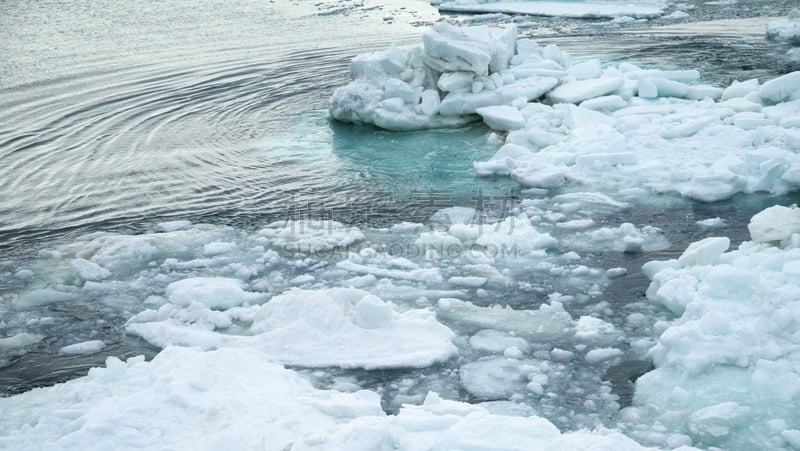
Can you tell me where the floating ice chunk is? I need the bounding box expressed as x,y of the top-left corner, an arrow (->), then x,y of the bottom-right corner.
568,223 -> 669,252
459,357 -> 547,399
759,72 -> 800,104
166,277 -> 263,309
547,78 -> 625,104
16,288 -> 76,307
448,276 -> 488,287
469,329 -> 530,353
696,217 -> 727,228
437,298 -> 574,340
431,206 -> 477,225
59,340 -> 105,355
748,204 -> 800,243
660,10 -> 690,21
70,258 -> 111,281
0,332 -> 43,351
202,241 -> 236,256
476,105 -> 526,130
248,288 -> 457,368
766,12 -> 800,45
152,220 -> 193,232
575,316 -> 619,344
585,347 -> 623,363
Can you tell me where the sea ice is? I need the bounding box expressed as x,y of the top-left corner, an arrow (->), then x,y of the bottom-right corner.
625,205 -> 800,450
332,24 -> 800,202
0,346 -> 686,450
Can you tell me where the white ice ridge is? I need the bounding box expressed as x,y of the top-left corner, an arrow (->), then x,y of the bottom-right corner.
0,346 -> 696,451
624,205 -> 800,450
330,23 -> 800,201
434,0 -> 667,19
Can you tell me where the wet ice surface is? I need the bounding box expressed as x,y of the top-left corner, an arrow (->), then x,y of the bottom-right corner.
2,0 -> 800,450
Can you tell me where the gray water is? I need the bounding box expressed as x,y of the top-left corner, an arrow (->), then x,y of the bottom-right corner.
1,0 -> 799,416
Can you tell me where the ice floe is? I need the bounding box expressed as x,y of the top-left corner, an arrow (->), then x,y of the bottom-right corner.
434,0 -> 667,19
623,205 -> 800,450
0,346 -> 687,450
767,9 -> 800,45
331,24 -> 800,202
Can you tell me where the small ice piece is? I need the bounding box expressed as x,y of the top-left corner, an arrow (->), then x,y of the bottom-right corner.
759,72 -> 800,104
70,258 -> 111,281
437,298 -> 574,340
152,220 -> 193,232
748,204 -> 800,243
448,276 -> 488,288
16,288 -> 76,307
696,217 -> 727,228
546,78 -> 625,104
574,316 -> 619,344
202,241 -> 236,256
0,332 -> 43,351
469,329 -> 530,354
59,340 -> 105,355
605,267 -> 627,278
475,105 -> 526,130
585,347 -> 623,363
555,219 -> 595,230
661,10 -> 690,21
459,358 -> 541,399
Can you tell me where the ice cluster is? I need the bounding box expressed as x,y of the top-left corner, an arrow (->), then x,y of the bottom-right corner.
331,24 -> 800,202
0,346 -> 687,450
622,205 -> 800,450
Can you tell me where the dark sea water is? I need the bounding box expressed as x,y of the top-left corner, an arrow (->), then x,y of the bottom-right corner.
1,0 -> 799,412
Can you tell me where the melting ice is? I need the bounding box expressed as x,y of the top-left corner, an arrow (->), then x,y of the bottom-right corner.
2,20 -> 800,451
